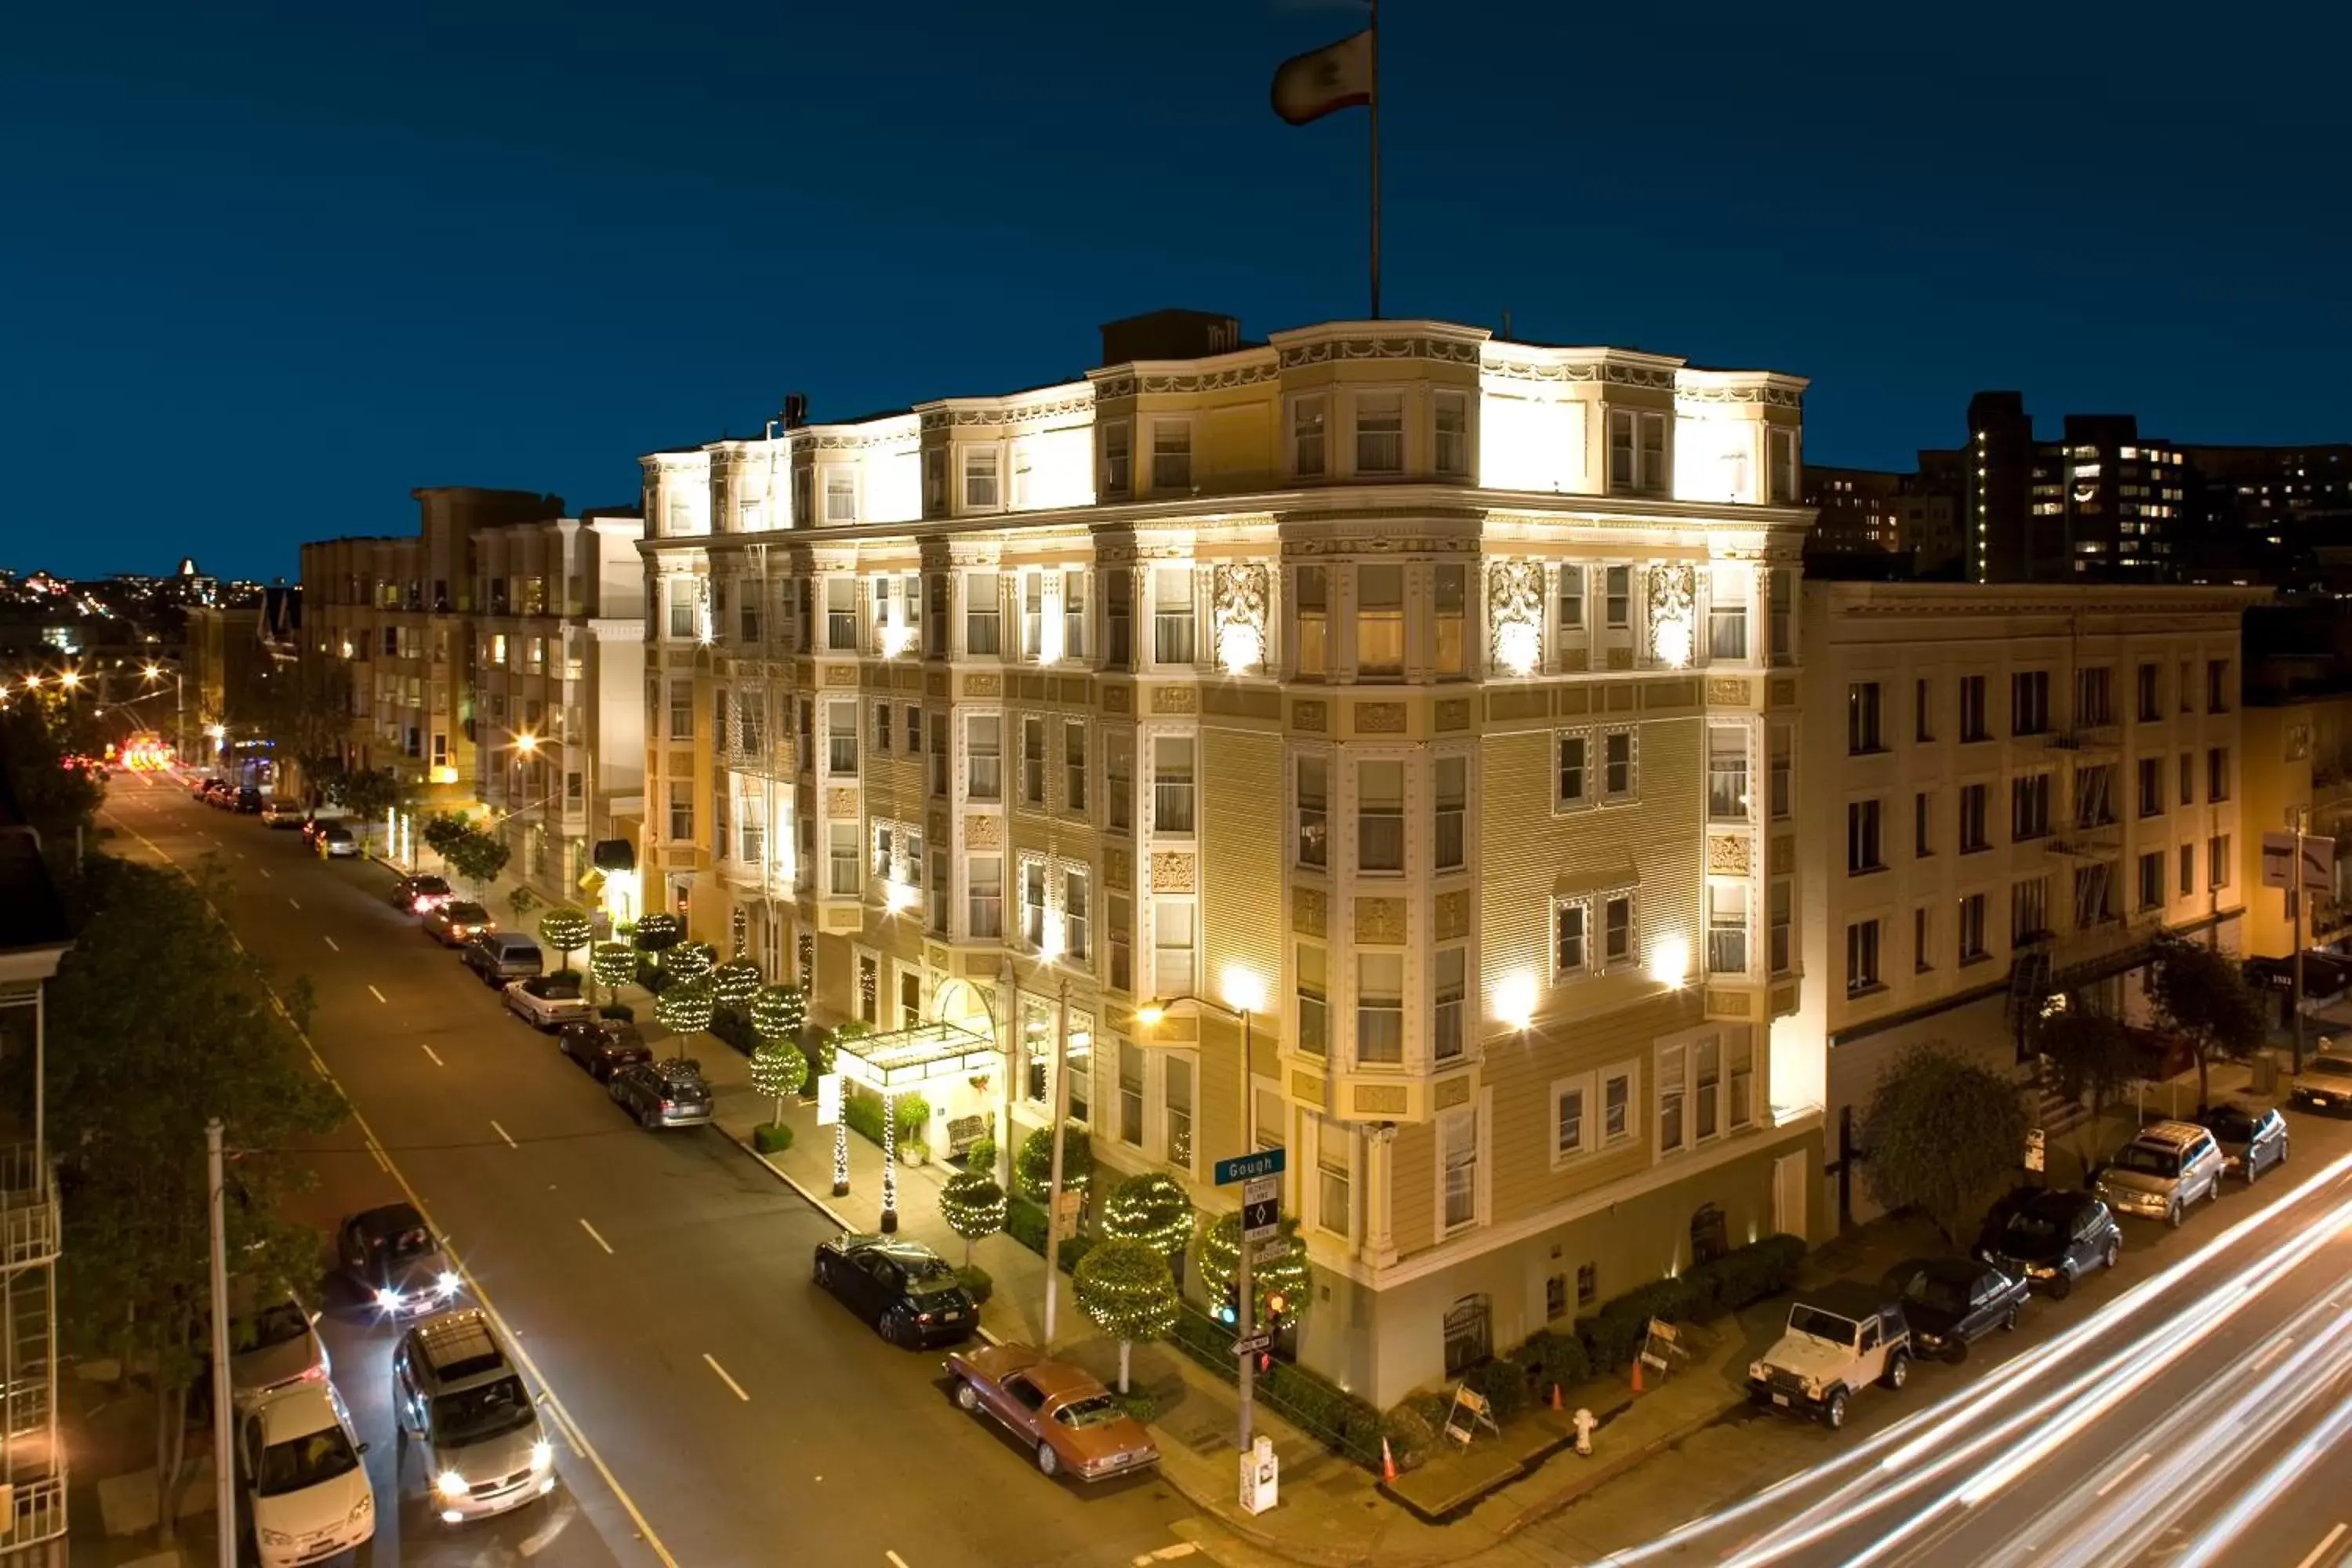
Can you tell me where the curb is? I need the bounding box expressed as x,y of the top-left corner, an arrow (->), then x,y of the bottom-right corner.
1490,1392 -> 1745,1541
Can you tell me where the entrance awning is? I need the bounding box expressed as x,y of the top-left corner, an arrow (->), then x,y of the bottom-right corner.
833,1022 -> 997,1097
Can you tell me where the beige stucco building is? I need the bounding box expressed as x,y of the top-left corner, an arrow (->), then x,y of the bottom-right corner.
1796,582 -> 2263,1225
640,311 -> 1821,1404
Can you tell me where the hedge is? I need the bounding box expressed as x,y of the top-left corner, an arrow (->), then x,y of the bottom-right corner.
597,1003 -> 635,1023
709,1010 -> 758,1055
1169,1305 -> 1382,1468
1472,1352 -> 1530,1422
842,1090 -> 889,1149
753,1122 -> 794,1155
1516,1328 -> 1592,1398
955,1265 -> 994,1305
1004,1192 -> 1050,1254
1576,1232 -> 1806,1371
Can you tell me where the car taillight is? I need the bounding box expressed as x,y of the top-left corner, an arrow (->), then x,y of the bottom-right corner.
916,1312 -> 934,1323
659,1100 -> 675,1111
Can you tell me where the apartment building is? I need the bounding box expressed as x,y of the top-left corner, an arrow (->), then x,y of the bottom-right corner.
641,310 -> 1818,1403
2237,690 -> 2352,958
1797,582 -> 2263,1228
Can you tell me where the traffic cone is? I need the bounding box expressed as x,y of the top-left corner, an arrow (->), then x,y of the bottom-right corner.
1551,1382 -> 1563,1411
1631,1358 -> 1645,1395
1381,1437 -> 1398,1483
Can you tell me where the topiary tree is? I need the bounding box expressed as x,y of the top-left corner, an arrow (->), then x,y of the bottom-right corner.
590,942 -> 637,992
631,912 -> 683,966
666,940 -> 717,984
1074,1238 -> 1178,1392
652,976 -> 714,1043
1101,1171 -> 1196,1263
1862,1043 -> 2031,1243
537,906 -> 592,973
1198,1211 -> 1309,1325
1016,1118 -> 1095,1203
711,957 -> 762,1012
749,1038 -> 808,1130
750,985 -> 805,1046
939,1170 -> 1007,1265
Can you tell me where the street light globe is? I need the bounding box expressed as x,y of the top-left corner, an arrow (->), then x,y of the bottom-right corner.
1134,1000 -> 1168,1029
143,664 -> 162,679
1221,965 -> 1268,1015
59,670 -> 79,688
513,732 -> 539,753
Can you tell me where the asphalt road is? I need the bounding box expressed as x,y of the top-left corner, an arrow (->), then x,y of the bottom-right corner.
1555,1091 -> 2352,1568
103,775 -> 1200,1568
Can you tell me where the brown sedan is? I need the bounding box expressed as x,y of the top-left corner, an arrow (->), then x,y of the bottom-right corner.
942,1343 -> 1160,1481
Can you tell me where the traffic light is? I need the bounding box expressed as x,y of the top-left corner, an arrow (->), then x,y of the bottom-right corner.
1263,1288 -> 1290,1326
1219,1280 -> 1240,1326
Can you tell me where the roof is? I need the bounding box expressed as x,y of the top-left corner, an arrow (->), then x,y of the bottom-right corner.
353,1201 -> 426,1239
1022,1360 -> 1106,1403
256,1383 -> 340,1442
414,1310 -> 505,1380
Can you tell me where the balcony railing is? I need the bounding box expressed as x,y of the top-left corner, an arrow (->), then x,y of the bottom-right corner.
0,1148 -> 58,1272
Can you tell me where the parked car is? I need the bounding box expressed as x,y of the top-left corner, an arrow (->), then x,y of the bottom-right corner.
2095,1120 -> 2226,1227
236,1382 -> 374,1567
391,1309 -> 555,1524
1746,1285 -> 1911,1430
234,786 -> 265,814
316,825 -> 358,859
812,1232 -> 978,1348
557,1019 -> 652,1081
2196,1102 -> 2288,1185
503,974 -> 593,1030
1882,1258 -> 2028,1364
943,1342 -> 1160,1480
460,932 -> 543,986
608,1058 -> 713,1128
1976,1188 -> 2122,1298
337,1203 -> 462,1317
227,1283 -> 329,1410
423,901 -> 495,947
299,813 -> 343,848
2290,1052 -> 2352,1116
391,874 -> 454,915
260,799 -> 305,828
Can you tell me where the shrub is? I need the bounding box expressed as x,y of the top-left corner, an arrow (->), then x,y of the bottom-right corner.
1519,1328 -> 1592,1396
1100,1171 -> 1195,1259
708,1011 -> 758,1054
1114,1389 -> 1158,1423
1058,1234 -> 1094,1276
1254,1356 -> 1382,1462
1015,1120 -> 1094,1203
1574,1234 -> 1806,1370
939,1171 -> 1006,1264
954,1264 -> 993,1305
1382,1400 -> 1440,1472
1473,1353 -> 1530,1422
894,1094 -> 931,1144
1004,1193 -> 1049,1255
963,1132 -> 997,1174
752,1122 -> 794,1155
598,1003 -> 634,1022
842,1090 -> 889,1148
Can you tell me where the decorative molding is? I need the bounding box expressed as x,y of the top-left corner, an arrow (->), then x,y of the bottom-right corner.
823,664 -> 858,688
827,787 -> 862,818
1294,887 -> 1327,938
1704,988 -> 1758,1020
1279,336 -> 1480,369
1211,563 -> 1270,673
1289,1071 -> 1328,1108
1434,1075 -> 1472,1110
1646,563 -> 1696,667
1105,854 -> 1131,892
1707,677 -> 1752,706
1356,897 -> 1406,943
1606,646 -> 1635,671
1769,677 -> 1798,706
1771,983 -> 1800,1017
917,391 -> 1095,432
1706,834 -> 1752,875
1486,561 -> 1544,673
964,815 -> 1002,849
1090,361 -> 1282,401
1102,684 -> 1132,714
1674,381 -> 1805,408
1770,834 -> 1795,872
962,673 -> 1003,698
1292,699 -> 1327,733
1149,851 -> 1196,894
926,671 -> 950,698
1435,699 -> 1470,732
1435,891 -> 1468,941
1282,535 -> 1479,558
1353,1083 -> 1408,1115
1356,701 -> 1407,734
1150,685 -> 1198,716
1479,356 -> 1678,390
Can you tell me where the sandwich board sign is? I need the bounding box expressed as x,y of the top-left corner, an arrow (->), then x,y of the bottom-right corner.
1443,1382 -> 1501,1448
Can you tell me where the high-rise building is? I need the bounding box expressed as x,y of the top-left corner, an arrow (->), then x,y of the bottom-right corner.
1955,397 -> 2187,583
640,311 -> 1819,1403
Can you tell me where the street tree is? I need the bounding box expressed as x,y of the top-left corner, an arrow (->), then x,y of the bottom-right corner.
332,766 -> 403,850
652,976 -> 714,1044
419,811 -> 470,862
1862,1044 -> 2031,1243
0,699 -> 103,848
590,942 -> 637,993
667,941 -> 717,984
631,912 -> 683,965
1197,1212 -> 1309,1325
1073,1239 -> 1178,1393
750,985 -> 806,1047
505,884 -> 541,924
441,822 -> 510,895
711,956 -> 762,1012
939,1171 -> 1007,1265
2038,1008 -> 2143,1176
1101,1171 -> 1195,1269
2147,931 -> 2268,1110
1016,1118 -> 1094,1203
815,1017 -> 869,1080
48,855 -> 342,1541
748,1038 -> 808,1131
537,906 -> 592,973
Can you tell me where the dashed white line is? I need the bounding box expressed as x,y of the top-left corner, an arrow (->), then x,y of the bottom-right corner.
368,1142 -> 391,1174
579,1218 -> 614,1255
491,1120 -> 517,1149
704,1353 -> 750,1403
2296,1523 -> 2350,1568
322,935 -> 339,953
419,1043 -> 444,1067
260,868 -> 271,879
288,897 -> 300,911
367,985 -> 387,1004
2096,1450 -> 2153,1497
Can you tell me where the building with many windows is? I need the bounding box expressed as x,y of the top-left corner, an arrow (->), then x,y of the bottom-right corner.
1796,582 -> 2262,1226
640,310 -> 1818,1402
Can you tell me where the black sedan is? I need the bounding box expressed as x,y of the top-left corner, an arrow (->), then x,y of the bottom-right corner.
811,1232 -> 978,1348
389,873 -> 452,915
557,1019 -> 653,1081
1976,1188 -> 2121,1299
2290,1054 -> 2352,1116
1883,1258 -> 2027,1363
336,1202 -> 461,1317
608,1058 -> 713,1129
2197,1102 -> 2288,1182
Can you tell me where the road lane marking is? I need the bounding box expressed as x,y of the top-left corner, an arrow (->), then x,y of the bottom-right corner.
2296,1524 -> 2350,1568
367,985 -> 387,1004
2253,1334 -> 2296,1371
419,1043 -> 444,1067
704,1354 -> 750,1403
579,1218 -> 614,1255
288,897 -> 300,911
322,935 -> 339,953
2096,1450 -> 2152,1497
260,868 -> 270,878
491,1120 -> 517,1149
368,1142 -> 391,1174
93,804 -> 681,1568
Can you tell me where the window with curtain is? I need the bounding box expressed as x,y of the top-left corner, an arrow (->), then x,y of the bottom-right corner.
1356,952 -> 1403,1064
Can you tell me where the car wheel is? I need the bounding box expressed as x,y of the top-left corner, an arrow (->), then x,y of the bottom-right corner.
1944,1339 -> 1969,1367
639,1106 -> 659,1130
2211,1174 -> 2223,1203
816,1258 -> 835,1290
2246,1158 -> 2260,1187
2048,1271 -> 2074,1301
2103,1240 -> 2121,1272
954,1379 -> 978,1412
1823,1388 -> 1849,1430
2166,1202 -> 2183,1229
1882,1348 -> 1909,1390
2002,1305 -> 2020,1334
1035,1441 -> 1060,1476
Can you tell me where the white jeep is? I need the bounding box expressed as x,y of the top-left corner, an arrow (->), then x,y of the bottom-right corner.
1747,1288 -> 1911,1430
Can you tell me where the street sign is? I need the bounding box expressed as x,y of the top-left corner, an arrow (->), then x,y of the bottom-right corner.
815,1073 -> 843,1127
1231,1330 -> 1274,1357
2263,831 -> 2336,891
1215,1149 -> 1286,1185
1054,1189 -> 1083,1227
590,910 -> 612,942
1243,1174 -> 1281,1243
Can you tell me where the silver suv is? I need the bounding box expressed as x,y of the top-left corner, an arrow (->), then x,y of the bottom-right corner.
391,1309 -> 554,1524
2096,1120 -> 2226,1228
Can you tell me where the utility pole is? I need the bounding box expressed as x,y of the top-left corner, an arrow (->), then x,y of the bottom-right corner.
2293,805 -> 2310,1076
1235,1006 -> 1258,1454
206,1120 -> 235,1568
1040,975 -> 1073,1345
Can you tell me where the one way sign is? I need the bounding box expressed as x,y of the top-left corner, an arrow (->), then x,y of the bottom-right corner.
1243,1174 -> 1281,1243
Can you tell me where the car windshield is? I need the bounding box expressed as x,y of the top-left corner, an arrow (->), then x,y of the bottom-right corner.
444,903 -> 485,923
256,1425 -> 360,1498
1903,1276 -> 1968,1314
243,1301 -> 310,1350
1787,1305 -> 1858,1343
431,1375 -> 535,1445
902,1257 -> 962,1297
2004,1209 -> 2065,1245
323,827 -> 350,840
412,877 -> 449,895
2112,1145 -> 2183,1177
375,1225 -> 435,1264
1055,1394 -> 1123,1428
2311,1058 -> 2352,1079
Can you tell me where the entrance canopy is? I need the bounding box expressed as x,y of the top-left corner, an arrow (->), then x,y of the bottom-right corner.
834,1021 -> 996,1097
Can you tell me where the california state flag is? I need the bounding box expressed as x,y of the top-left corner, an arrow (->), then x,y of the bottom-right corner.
1270,30 -> 1374,125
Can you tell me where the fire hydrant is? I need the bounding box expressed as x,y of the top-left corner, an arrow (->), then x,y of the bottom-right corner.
1573,1407 -> 1598,1457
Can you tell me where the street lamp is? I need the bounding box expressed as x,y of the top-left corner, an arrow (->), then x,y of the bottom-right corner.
1136,967 -> 1266,1455
140,659 -> 185,764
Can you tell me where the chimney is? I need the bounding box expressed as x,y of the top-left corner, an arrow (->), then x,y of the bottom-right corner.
782,392 -> 811,430
1098,310 -> 1243,366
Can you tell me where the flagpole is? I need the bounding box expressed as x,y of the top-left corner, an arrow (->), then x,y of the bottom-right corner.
1367,0 -> 1382,320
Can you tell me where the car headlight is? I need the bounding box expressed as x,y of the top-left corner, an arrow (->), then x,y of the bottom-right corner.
348,1493 -> 373,1522
438,1270 -> 462,1295
1748,1360 -> 1768,1382
376,1287 -> 403,1311
436,1470 -> 470,1501
260,1527 -> 294,1546
531,1438 -> 554,1472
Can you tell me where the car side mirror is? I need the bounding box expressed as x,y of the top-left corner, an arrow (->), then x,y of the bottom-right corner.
356,1441 -> 370,1456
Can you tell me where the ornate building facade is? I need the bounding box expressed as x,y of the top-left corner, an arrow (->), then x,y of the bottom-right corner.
639,314 -> 1818,1403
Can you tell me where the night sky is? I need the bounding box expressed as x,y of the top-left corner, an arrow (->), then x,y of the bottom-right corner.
5,1 -> 2346,581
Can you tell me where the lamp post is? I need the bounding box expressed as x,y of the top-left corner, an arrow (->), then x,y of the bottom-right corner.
1137,978 -> 1263,1454
141,660 -> 185,766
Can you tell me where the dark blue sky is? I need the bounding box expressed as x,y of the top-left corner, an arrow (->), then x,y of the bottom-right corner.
5,2 -> 2346,580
